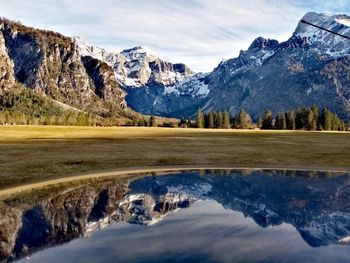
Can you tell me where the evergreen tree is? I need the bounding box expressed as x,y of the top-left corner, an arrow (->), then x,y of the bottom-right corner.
150,115 -> 157,127
310,105 -> 319,130
275,112 -> 287,130
237,109 -> 251,129
285,111 -> 296,130
320,108 -> 332,131
208,111 -> 214,129
257,116 -> 263,128
295,108 -> 308,129
306,109 -> 316,130
217,111 -> 223,128
261,110 -> 273,129
196,109 -> 204,128
222,110 -> 231,129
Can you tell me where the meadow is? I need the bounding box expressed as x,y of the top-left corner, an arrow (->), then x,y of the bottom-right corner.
0,125 -> 350,189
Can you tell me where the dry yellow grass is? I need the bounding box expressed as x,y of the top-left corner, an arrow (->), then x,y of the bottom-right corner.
0,125 -> 349,189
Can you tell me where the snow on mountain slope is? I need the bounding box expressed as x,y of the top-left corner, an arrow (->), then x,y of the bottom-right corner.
73,12 -> 350,120
164,73 -> 210,97
74,38 -> 194,88
293,12 -> 350,56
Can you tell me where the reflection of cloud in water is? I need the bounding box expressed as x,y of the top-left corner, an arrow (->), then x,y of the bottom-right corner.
18,200 -> 350,263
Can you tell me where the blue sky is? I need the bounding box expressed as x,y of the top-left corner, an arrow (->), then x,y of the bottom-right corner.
1,0 -> 349,72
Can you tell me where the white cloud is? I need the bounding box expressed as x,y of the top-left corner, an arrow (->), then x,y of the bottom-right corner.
0,0 -> 348,72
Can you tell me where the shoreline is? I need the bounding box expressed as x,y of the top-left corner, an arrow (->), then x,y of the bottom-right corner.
1,164 -> 350,199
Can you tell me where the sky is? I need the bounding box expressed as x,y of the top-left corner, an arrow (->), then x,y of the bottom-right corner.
1,0 -> 350,72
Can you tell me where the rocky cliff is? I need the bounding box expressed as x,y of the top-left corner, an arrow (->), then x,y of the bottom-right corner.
0,30 -> 15,95
0,18 -> 127,117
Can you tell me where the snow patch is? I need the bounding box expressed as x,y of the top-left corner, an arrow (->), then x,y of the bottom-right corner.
336,18 -> 350,27
164,73 -> 210,98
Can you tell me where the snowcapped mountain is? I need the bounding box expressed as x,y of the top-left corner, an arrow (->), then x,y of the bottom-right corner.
74,11 -> 350,120
137,11 -> 350,120
74,38 -> 194,87
294,12 -> 350,56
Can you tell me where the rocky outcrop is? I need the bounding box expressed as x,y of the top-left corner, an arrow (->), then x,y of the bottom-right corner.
0,30 -> 15,95
81,56 -> 126,108
0,18 -> 127,114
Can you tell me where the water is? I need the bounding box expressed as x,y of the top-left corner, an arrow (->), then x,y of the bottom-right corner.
2,169 -> 350,262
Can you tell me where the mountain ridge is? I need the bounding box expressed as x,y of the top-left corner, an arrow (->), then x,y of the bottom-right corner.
121,11 -> 350,120
1,12 -> 350,122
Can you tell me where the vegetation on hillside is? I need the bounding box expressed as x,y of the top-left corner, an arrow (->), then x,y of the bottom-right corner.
0,84 -> 146,126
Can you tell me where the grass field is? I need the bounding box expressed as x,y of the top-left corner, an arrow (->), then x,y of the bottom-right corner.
0,125 -> 350,189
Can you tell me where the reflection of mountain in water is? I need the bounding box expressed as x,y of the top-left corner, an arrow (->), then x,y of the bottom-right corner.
1,170 -> 350,261
0,179 -> 197,262
131,170 -> 350,248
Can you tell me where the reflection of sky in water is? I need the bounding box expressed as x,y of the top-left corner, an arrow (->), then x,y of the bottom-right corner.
19,200 -> 350,263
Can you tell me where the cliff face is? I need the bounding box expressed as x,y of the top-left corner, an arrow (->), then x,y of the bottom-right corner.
81,56 -> 126,107
0,18 -> 127,114
0,30 -> 15,95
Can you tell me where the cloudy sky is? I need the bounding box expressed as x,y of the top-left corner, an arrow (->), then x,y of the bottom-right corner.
1,0 -> 349,72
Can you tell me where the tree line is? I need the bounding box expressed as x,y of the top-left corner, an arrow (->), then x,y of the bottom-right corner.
0,86 -> 348,131
195,107 -> 349,131
195,109 -> 253,129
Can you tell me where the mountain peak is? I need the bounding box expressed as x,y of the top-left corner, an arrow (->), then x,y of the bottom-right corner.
301,11 -> 350,25
121,46 -> 155,56
294,12 -> 350,37
291,11 -> 350,56
248,37 -> 279,50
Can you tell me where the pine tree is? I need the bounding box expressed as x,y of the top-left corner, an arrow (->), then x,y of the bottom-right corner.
310,105 -> 319,130
295,108 -> 308,129
237,109 -> 251,129
217,111 -> 223,128
285,111 -> 295,130
196,109 -> 204,128
275,112 -> 287,130
261,110 -> 273,129
306,109 -> 316,130
222,110 -> 231,129
150,115 -> 157,127
257,116 -> 263,128
208,111 -> 214,129
320,108 -> 332,131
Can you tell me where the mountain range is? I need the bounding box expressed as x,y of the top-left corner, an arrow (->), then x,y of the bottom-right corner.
0,12 -> 350,121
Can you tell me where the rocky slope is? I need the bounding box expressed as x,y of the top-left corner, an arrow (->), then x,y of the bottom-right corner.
0,29 -> 16,95
0,18 -> 127,118
119,12 -> 350,120
75,37 -> 208,116
75,37 -> 194,88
